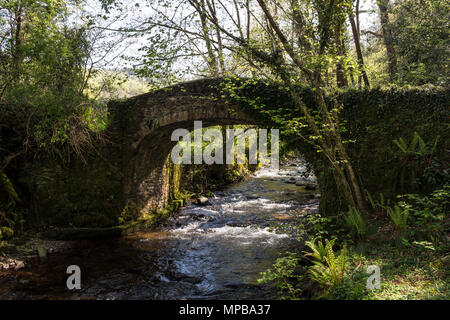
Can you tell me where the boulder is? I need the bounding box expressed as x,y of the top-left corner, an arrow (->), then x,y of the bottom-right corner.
37,245 -> 47,261
196,196 -> 211,206
305,183 -> 317,191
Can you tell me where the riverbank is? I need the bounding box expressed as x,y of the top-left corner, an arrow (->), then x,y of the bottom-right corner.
0,237 -> 75,271
259,201 -> 449,300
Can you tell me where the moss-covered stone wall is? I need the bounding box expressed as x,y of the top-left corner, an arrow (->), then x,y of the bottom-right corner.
227,80 -> 449,216
22,146 -> 124,228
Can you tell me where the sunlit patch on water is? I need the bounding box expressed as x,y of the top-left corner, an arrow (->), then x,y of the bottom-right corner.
216,197 -> 293,211
125,231 -> 170,241
171,225 -> 288,242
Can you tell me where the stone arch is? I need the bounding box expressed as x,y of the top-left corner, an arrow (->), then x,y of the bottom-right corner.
111,78 -> 263,216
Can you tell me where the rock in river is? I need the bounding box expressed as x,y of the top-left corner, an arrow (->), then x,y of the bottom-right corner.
196,196 -> 211,206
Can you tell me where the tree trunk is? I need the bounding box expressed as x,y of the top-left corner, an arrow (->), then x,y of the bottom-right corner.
349,13 -> 370,87
207,0 -> 225,74
196,0 -> 218,76
11,5 -> 24,82
378,0 -> 398,82
335,30 -> 348,88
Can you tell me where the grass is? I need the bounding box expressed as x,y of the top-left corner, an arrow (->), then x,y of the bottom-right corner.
325,242 -> 449,300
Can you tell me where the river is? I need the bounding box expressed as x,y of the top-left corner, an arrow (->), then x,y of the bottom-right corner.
0,159 -> 319,300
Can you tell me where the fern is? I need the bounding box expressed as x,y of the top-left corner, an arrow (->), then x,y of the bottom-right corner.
393,137 -> 408,153
392,132 -> 440,192
344,206 -> 367,240
304,238 -> 329,261
366,190 -> 376,210
304,239 -> 347,288
386,205 -> 409,231
393,132 -> 433,155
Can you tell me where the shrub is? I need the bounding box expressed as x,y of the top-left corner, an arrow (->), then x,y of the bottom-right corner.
399,185 -> 449,244
258,252 -> 303,300
0,227 -> 14,240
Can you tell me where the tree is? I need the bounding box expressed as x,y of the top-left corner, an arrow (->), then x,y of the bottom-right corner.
190,0 -> 220,76
348,0 -> 369,87
0,0 -> 105,169
377,0 -> 397,82
390,0 -> 449,85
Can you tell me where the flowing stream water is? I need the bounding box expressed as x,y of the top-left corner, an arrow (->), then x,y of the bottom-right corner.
0,159 -> 319,300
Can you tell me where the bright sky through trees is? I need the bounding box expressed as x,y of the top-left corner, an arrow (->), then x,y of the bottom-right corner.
79,0 -> 377,75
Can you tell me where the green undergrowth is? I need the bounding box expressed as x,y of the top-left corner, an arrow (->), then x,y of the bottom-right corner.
260,185 -> 449,300
328,242 -> 450,300
259,234 -> 449,300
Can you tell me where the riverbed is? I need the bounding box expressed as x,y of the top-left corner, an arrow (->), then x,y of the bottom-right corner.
0,159 -> 319,299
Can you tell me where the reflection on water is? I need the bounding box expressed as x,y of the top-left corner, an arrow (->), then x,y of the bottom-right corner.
0,159 -> 319,300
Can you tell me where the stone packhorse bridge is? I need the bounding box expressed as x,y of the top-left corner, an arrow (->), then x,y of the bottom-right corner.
109,77 -> 272,217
